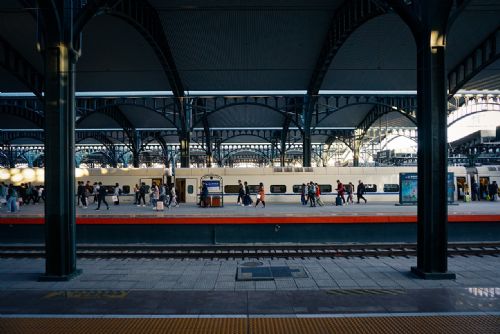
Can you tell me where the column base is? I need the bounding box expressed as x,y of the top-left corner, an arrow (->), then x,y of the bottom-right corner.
411,266 -> 456,280
39,269 -> 82,282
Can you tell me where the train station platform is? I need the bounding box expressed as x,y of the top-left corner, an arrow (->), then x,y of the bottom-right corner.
1,201 -> 499,332
0,255 -> 499,333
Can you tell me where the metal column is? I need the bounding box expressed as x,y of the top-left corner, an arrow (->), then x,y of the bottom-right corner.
302,96 -> 313,167
411,0 -> 455,279
40,41 -> 80,281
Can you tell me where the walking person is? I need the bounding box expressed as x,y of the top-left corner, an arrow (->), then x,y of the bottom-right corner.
25,183 -> 35,205
243,181 -> 252,206
133,184 -> 140,205
357,180 -> 367,204
77,181 -> 87,208
95,182 -> 109,210
237,180 -> 245,206
315,183 -> 324,206
300,183 -> 307,205
92,182 -> 99,204
150,183 -> 159,209
168,183 -> 178,208
113,182 -> 121,205
6,184 -> 18,213
346,182 -> 354,205
336,180 -> 346,204
489,181 -> 498,201
308,182 -> 316,207
138,182 -> 147,207
255,182 -> 266,208
84,181 -> 92,206
0,182 -> 8,206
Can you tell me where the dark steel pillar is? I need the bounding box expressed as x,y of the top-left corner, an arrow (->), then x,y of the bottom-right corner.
40,42 -> 80,281
280,135 -> 286,167
302,96 -> 313,167
180,99 -> 191,168
411,0 -> 455,279
180,133 -> 190,168
352,145 -> 360,167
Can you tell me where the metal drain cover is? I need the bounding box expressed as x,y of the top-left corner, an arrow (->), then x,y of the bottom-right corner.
236,266 -> 307,281
240,261 -> 264,267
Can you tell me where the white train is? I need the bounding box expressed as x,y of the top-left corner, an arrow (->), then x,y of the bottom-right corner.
2,165 -> 499,204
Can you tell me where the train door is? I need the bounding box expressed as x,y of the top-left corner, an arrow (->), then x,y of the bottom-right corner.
456,176 -> 466,200
175,178 -> 186,203
184,178 -> 198,204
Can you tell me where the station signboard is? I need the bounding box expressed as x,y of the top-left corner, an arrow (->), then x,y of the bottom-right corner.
202,180 -> 221,193
399,173 -> 455,205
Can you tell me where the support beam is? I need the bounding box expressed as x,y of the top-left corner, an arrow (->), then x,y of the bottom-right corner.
411,0 -> 455,280
447,27 -> 500,95
40,1 -> 80,280
0,35 -> 44,100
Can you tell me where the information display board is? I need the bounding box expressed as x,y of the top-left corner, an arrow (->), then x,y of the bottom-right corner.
200,174 -> 224,207
399,173 -> 455,205
202,180 -> 221,193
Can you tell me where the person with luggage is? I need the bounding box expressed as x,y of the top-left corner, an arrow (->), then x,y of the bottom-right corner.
113,182 -> 121,205
243,181 -> 252,206
255,182 -> 266,208
357,180 -> 367,204
335,180 -> 346,205
237,180 -> 245,206
168,183 -> 178,208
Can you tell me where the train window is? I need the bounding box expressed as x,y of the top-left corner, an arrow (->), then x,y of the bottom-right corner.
122,185 -> 130,194
319,184 -> 332,193
224,185 -> 239,194
292,185 -> 303,193
383,184 -> 399,192
270,185 -> 286,193
187,185 -> 194,194
248,185 -> 260,193
364,184 -> 377,192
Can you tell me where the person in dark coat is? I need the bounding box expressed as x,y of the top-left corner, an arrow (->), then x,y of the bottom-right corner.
357,180 -> 367,204
96,182 -> 109,210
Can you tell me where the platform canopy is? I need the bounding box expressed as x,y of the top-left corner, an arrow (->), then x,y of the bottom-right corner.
0,0 -> 499,162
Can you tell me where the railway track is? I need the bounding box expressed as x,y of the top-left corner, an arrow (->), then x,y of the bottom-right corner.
0,242 -> 499,258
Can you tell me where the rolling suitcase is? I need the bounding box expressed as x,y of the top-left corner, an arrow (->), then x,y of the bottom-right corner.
316,197 -> 324,206
335,196 -> 343,206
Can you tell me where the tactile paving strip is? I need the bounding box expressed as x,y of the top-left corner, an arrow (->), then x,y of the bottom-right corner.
0,316 -> 498,334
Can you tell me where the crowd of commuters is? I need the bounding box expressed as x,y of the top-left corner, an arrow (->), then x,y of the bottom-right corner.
74,181 -> 179,211
471,179 -> 498,202
300,179 -> 367,207
2,177 -> 499,214
0,182 -> 45,213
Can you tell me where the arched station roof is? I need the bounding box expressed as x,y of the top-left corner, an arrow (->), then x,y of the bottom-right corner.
0,0 -> 499,160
